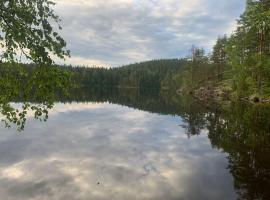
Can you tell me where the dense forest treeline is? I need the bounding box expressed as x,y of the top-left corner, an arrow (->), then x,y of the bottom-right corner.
69,59 -> 189,91
0,59 -> 190,92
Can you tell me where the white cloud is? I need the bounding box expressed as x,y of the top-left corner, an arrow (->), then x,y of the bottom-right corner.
56,55 -> 111,67
52,0 -> 245,67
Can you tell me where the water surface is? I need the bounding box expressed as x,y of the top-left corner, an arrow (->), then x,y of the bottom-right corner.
0,91 -> 269,200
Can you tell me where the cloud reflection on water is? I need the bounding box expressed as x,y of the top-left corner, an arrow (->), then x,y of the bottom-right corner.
0,103 -> 236,200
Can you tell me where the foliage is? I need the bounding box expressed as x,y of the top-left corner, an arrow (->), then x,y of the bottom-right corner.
225,0 -> 270,97
174,0 -> 270,99
68,59 -> 189,91
0,63 -> 72,131
0,0 -> 71,130
0,0 -> 70,64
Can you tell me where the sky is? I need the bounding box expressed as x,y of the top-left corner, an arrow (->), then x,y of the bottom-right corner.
54,0 -> 246,67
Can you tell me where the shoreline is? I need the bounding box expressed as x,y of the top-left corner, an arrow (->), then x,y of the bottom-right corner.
177,87 -> 270,105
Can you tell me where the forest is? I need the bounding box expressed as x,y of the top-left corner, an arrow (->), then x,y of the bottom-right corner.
1,0 -> 270,103
178,0 -> 270,102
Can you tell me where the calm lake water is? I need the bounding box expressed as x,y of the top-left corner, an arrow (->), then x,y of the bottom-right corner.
0,90 -> 269,200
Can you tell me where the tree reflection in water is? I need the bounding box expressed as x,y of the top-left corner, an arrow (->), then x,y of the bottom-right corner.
60,88 -> 270,200
1,80 -> 270,199
206,103 -> 270,200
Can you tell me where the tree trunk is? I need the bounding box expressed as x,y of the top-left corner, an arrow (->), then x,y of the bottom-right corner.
258,23 -> 265,95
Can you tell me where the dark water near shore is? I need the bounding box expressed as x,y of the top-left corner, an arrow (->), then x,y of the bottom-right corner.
0,89 -> 270,200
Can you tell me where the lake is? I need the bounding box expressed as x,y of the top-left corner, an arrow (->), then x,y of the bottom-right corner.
0,90 -> 269,200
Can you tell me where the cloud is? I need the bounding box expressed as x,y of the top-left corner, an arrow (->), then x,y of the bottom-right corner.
53,0 -> 246,67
